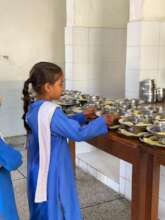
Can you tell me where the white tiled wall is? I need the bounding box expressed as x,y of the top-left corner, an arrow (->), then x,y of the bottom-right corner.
76,151 -> 120,193
119,160 -> 132,200
65,26 -> 126,195
65,26 -> 127,98
126,21 -> 165,98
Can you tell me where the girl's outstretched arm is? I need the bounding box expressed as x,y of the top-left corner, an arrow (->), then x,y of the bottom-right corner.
68,113 -> 86,125
51,108 -> 108,142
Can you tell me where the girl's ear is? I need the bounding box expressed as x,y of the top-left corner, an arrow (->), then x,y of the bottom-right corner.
43,83 -> 52,94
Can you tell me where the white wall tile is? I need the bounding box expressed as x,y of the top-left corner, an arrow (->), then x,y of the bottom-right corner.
139,70 -> 158,81
89,28 -> 104,45
140,47 -> 159,70
159,200 -> 165,220
103,61 -> 125,79
76,142 -> 96,155
76,157 -> 79,166
87,63 -> 100,80
125,163 -> 132,182
72,70 -> 88,81
100,68 -> 125,99
65,26 -> 126,101
72,80 -> 87,93
120,177 -> 126,195
78,159 -> 88,172
89,45 -> 103,63
86,79 -> 101,95
65,27 -> 73,45
141,21 -> 160,46
160,22 -> 165,46
127,22 -> 141,46
125,70 -> 139,96
127,46 -> 158,71
160,166 -> 165,177
66,0 -> 74,26
72,27 -> 89,45
65,62 -> 73,80
125,180 -> 132,201
65,80 -> 73,90
97,172 -> 108,185
157,70 -> 165,88
73,45 -> 89,64
106,177 -> 120,193
127,21 -> 160,46
160,175 -> 165,201
103,44 -> 123,61
103,29 -> 124,47
126,47 -> 140,70
65,45 -> 73,62
125,90 -> 139,99
120,160 -> 127,179
159,47 -> 165,70
72,63 -> 89,80
120,160 -> 132,181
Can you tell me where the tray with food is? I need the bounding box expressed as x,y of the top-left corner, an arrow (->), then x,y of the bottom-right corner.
118,128 -> 148,137
140,134 -> 165,148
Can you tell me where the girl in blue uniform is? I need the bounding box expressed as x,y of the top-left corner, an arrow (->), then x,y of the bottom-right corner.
22,62 -> 117,220
0,98 -> 22,220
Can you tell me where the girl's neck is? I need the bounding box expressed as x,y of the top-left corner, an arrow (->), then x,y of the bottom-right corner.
36,94 -> 52,101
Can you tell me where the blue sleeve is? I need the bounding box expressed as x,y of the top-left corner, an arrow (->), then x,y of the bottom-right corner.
0,138 -> 22,171
51,108 -> 108,141
68,113 -> 86,125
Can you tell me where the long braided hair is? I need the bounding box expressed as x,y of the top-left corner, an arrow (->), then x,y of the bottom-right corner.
22,62 -> 63,133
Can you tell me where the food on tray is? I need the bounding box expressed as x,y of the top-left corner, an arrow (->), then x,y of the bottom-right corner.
157,132 -> 165,136
118,128 -> 147,137
140,135 -> 165,147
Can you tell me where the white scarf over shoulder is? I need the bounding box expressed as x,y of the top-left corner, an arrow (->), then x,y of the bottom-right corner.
35,101 -> 59,203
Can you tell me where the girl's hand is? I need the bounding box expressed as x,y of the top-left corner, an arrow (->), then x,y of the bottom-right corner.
103,113 -> 120,126
83,106 -> 97,119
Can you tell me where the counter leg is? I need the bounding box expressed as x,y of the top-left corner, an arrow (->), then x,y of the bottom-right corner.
145,156 -> 160,220
131,153 -> 149,220
69,140 -> 76,171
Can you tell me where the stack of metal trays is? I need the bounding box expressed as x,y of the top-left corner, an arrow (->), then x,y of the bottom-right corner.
139,79 -> 156,103
156,88 -> 165,103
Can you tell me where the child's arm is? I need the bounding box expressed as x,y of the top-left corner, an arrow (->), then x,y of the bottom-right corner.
51,108 -> 108,141
0,138 -> 22,171
68,113 -> 86,125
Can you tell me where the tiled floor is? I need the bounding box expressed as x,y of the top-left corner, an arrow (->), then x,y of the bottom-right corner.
11,145 -> 131,220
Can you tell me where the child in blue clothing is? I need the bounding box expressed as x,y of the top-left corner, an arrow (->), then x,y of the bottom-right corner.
0,98 -> 22,220
22,62 -> 118,220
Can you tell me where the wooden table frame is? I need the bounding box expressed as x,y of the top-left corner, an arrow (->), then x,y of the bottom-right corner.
69,131 -> 165,220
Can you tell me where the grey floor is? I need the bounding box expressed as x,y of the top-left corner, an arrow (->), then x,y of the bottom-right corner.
11,141 -> 131,220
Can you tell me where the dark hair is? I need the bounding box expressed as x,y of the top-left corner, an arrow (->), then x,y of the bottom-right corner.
22,62 -> 63,132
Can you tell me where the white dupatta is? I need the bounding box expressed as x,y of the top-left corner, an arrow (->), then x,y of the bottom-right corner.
35,101 -> 59,203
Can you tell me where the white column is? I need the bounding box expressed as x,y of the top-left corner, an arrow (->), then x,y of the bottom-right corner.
125,0 -> 165,99
130,0 -> 144,21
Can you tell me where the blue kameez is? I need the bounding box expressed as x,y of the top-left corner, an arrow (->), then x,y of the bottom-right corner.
0,138 -> 22,220
26,100 -> 108,220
